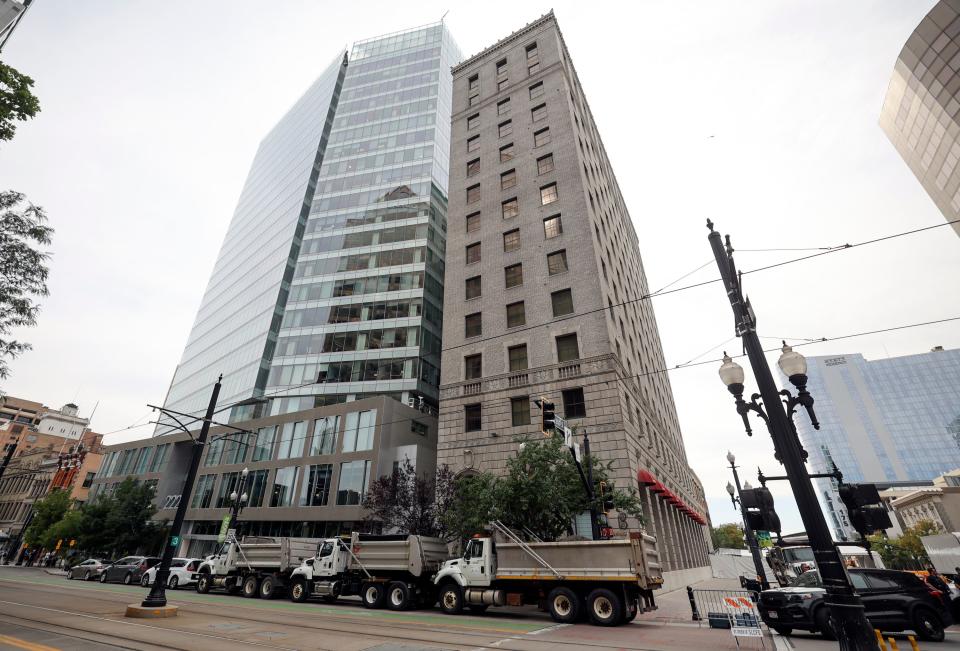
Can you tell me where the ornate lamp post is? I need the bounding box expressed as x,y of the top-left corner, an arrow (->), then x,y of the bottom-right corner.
725,451 -> 769,590
227,467 -> 250,538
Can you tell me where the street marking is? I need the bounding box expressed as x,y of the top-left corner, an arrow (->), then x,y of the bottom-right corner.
0,634 -> 60,651
529,623 -> 571,635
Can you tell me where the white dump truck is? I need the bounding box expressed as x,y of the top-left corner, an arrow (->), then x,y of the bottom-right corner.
288,532 -> 448,609
195,536 -> 318,599
433,521 -> 663,626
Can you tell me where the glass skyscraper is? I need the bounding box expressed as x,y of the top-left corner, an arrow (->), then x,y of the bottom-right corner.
791,347 -> 960,540
158,24 -> 460,430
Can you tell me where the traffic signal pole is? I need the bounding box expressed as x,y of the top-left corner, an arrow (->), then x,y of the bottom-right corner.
708,222 -> 878,650
0,437 -> 19,483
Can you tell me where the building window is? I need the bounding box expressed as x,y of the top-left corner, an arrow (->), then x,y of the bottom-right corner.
81,471 -> 96,488
540,183 -> 558,205
253,426 -> 276,462
465,313 -> 482,338
528,61 -> 541,75
467,158 -> 480,177
310,416 -> 340,456
562,388 -> 586,418
465,275 -> 482,300
216,471 -> 241,508
500,143 -> 515,162
246,469 -> 269,507
496,58 -> 508,76
466,211 -> 481,233
467,135 -> 479,152
343,410 -> 376,453
502,198 -> 519,219
277,421 -> 306,459
203,439 -> 224,467
508,344 -> 528,371
534,128 -> 551,147
526,42 -> 538,60
497,98 -> 510,116
411,421 -> 428,436
223,434 -> 249,466
531,104 -> 547,122
543,214 -> 562,238
503,228 -> 520,252
336,460 -> 370,506
465,354 -> 483,380
300,464 -> 332,507
537,153 -> 554,175
466,242 -> 481,264
506,301 -> 526,327
467,113 -> 479,130
270,467 -> 299,507
556,333 -> 580,362
547,249 -> 568,275
498,120 -> 513,138
133,448 -> 152,475
504,263 -> 523,288
551,288 -> 574,316
501,169 -> 517,190
465,404 -> 482,432
529,82 -> 544,100
511,397 -> 531,426
469,74 -> 479,92
498,78 -> 509,92
466,183 -> 480,204
191,474 -> 216,508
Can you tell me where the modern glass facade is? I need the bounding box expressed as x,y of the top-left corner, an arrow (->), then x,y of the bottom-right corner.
157,24 -> 460,430
792,347 -> 960,540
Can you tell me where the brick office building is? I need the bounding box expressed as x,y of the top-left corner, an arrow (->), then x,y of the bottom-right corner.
436,12 -> 710,585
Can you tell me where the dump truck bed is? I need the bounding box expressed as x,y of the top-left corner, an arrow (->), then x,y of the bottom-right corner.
494,533 -> 663,588
230,537 -> 317,573
351,533 -> 449,577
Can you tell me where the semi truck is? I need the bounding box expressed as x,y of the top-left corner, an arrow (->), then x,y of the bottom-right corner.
432,521 -> 663,627
195,536 -> 318,599
288,532 -> 448,609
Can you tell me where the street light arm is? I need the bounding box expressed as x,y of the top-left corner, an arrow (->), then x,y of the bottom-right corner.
727,384 -> 770,438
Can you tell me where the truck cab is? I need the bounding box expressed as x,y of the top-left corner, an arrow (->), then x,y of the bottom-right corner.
436,536 -> 495,588
293,539 -> 350,580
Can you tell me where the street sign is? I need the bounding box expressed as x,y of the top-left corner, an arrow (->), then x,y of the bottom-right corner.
169,535 -> 180,547
217,514 -> 231,543
573,442 -> 582,463
553,415 -> 567,432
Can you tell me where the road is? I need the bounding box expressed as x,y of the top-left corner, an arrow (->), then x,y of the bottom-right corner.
0,567 -> 767,651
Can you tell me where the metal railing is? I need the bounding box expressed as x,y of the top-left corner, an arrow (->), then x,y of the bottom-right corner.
686,586 -> 760,627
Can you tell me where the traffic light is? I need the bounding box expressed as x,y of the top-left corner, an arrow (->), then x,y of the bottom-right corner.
741,486 -> 781,533
598,481 -> 615,512
535,397 -> 555,435
838,483 -> 892,538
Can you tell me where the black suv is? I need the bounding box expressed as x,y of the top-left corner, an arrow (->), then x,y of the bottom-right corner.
759,568 -> 952,642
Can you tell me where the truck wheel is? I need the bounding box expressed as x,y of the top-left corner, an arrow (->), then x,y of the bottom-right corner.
387,581 -> 412,611
259,574 -> 278,600
196,572 -> 211,594
587,588 -> 624,627
290,578 -> 309,603
438,581 -> 464,615
243,575 -> 260,598
361,582 -> 386,609
547,587 -> 581,624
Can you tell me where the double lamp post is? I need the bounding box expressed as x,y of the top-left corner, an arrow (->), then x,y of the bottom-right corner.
725,451 -> 769,591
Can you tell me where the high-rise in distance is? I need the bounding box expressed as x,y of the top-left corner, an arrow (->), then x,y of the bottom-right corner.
880,0 -> 960,238
437,12 -> 710,583
793,346 -> 960,541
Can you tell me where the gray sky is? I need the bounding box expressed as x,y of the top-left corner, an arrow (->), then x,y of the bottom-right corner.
2,1 -> 959,532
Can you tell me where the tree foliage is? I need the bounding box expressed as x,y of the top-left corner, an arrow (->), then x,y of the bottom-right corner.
0,190 -> 54,379
867,519 -> 942,570
711,522 -> 747,550
0,61 -> 40,142
23,489 -> 71,547
363,458 -> 454,537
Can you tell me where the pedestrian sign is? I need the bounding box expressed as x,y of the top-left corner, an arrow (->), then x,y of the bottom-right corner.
169,535 -> 180,547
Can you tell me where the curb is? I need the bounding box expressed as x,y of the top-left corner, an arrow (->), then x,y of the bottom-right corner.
770,630 -> 793,651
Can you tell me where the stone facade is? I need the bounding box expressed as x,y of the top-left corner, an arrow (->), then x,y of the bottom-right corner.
437,11 -> 709,578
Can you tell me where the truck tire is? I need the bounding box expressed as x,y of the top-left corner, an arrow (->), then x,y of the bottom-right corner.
386,581 -> 412,611
259,574 -> 279,600
361,582 -> 386,609
196,572 -> 211,594
586,588 -> 624,627
547,586 -> 581,624
290,578 -> 309,603
243,575 -> 260,598
438,581 -> 464,615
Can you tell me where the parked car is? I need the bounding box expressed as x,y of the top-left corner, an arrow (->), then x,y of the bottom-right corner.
140,558 -> 202,589
67,558 -> 109,581
759,569 -> 952,642
99,556 -> 161,585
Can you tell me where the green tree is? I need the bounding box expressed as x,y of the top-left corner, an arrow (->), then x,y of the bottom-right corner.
711,522 -> 746,549
363,459 -> 455,537
440,471 -> 498,544
102,477 -> 162,556
0,61 -> 40,142
0,190 -> 54,379
43,509 -> 83,550
23,489 -> 71,547
867,519 -> 942,570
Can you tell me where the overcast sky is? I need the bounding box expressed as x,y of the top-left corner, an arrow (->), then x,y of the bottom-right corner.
2,1 -> 959,532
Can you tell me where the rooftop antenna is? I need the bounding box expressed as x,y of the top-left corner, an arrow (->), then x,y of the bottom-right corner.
441,10 -> 449,24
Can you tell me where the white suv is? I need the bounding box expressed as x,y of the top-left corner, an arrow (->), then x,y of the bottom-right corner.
141,558 -> 202,589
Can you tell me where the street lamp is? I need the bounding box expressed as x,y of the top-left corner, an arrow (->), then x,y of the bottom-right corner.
708,220 -> 877,650
227,467 -> 250,540
725,451 -> 769,591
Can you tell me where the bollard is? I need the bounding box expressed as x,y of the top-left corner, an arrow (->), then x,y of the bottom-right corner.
907,635 -> 920,651
875,629 -> 888,651
687,586 -> 700,621
888,637 -> 899,651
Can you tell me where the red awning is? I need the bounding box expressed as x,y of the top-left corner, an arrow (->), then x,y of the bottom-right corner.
648,481 -> 666,494
637,469 -> 658,486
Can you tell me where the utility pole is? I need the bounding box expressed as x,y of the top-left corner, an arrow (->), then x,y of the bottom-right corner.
0,437 -> 18,483
141,375 -> 221,609
582,430 -> 601,541
708,221 -> 877,650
